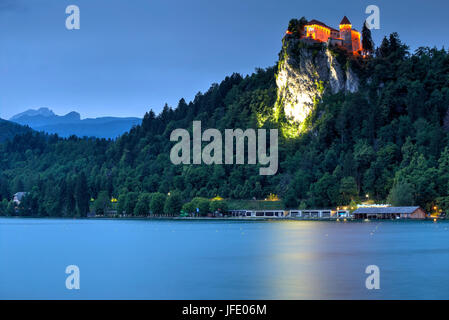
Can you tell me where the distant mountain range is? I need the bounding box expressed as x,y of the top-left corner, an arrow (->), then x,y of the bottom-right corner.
10,108 -> 141,139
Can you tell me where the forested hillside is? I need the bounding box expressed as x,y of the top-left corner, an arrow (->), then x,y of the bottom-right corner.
1,31 -> 449,217
0,119 -> 32,143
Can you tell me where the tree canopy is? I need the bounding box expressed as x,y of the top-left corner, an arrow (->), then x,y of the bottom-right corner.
1,31 -> 449,216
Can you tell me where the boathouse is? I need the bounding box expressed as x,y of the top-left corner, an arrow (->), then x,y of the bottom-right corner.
353,206 -> 427,220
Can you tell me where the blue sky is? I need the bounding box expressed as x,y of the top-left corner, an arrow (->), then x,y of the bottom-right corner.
0,0 -> 448,120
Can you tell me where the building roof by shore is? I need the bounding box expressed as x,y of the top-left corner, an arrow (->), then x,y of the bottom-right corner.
353,207 -> 422,214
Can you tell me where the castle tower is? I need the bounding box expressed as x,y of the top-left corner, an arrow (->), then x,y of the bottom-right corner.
339,16 -> 353,52
298,16 -> 363,54
338,16 -> 362,54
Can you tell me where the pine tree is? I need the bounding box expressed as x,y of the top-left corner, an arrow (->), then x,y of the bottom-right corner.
164,191 -> 183,216
362,22 -> 374,55
12,178 -> 24,193
66,178 -> 76,215
378,36 -> 390,57
287,17 -> 308,37
0,176 -> 9,201
75,173 -> 90,217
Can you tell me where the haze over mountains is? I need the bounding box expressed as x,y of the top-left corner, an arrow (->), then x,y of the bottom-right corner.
9,108 -> 141,139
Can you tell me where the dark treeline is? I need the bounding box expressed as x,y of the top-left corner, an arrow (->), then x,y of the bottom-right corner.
1,32 -> 449,217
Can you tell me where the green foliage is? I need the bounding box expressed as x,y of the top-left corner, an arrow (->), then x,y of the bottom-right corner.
181,201 -> 195,214
308,173 -> 338,208
123,192 -> 139,215
0,119 -> 32,143
435,196 -> 449,214
117,194 -> 127,215
210,200 -> 228,214
339,176 -> 358,205
6,201 -> 16,216
0,199 -> 8,216
287,17 -> 308,36
75,173 -> 90,217
134,193 -> 152,216
283,189 -> 298,209
164,191 -> 183,216
150,193 -> 166,215
362,22 -> 374,55
0,32 -> 449,215
226,199 -> 284,210
93,191 -> 110,215
387,181 -> 415,206
188,197 -> 211,216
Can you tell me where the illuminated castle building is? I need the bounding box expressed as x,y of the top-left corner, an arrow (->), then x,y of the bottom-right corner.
293,16 -> 362,54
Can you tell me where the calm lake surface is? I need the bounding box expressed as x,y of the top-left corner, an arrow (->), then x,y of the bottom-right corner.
1,218 -> 449,300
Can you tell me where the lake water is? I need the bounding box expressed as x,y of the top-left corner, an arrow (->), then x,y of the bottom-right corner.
1,218 -> 449,300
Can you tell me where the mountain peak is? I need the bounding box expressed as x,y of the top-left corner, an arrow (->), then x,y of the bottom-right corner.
8,108 -> 141,139
10,107 -> 55,120
64,111 -> 81,121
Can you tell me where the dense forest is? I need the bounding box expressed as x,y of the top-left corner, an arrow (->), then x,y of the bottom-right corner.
1,28 -> 449,217
0,119 -> 32,143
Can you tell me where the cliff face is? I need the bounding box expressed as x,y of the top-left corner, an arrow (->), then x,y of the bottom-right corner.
275,37 -> 359,124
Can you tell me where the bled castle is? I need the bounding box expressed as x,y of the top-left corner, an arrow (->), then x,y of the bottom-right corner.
287,16 -> 363,54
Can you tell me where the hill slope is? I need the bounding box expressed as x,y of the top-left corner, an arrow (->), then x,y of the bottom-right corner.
1,28 -> 449,216
0,119 -> 32,143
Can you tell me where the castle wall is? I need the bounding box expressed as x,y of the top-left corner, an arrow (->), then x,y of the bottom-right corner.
340,28 -> 353,52
305,25 -> 330,42
330,30 -> 340,39
302,18 -> 363,54
351,30 -> 361,53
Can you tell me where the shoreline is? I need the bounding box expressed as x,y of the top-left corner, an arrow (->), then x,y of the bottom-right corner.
0,216 -> 444,222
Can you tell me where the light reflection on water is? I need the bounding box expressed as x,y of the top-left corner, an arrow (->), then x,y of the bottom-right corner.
0,218 -> 448,300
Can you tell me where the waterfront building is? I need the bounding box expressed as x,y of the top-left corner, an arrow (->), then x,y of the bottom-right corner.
228,210 -> 288,218
353,207 -> 427,220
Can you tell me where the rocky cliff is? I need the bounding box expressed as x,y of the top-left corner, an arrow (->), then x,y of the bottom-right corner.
275,36 -> 360,124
